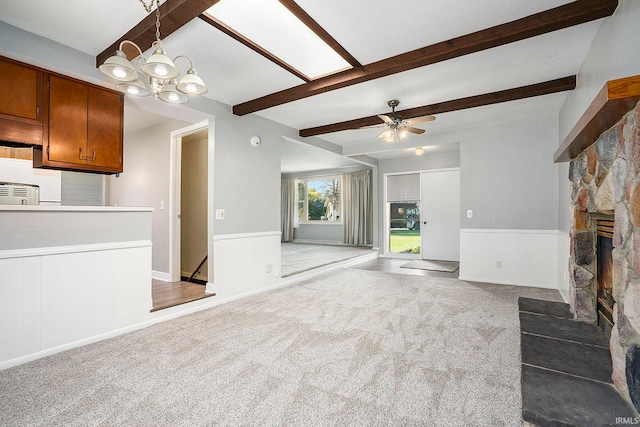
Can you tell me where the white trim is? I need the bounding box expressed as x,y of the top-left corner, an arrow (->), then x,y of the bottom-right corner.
213,231 -> 281,241
457,276 -> 558,289
0,206 -> 153,212
460,228 -> 560,235
169,120 -> 210,283
384,167 -> 460,177
152,270 -> 172,282
0,240 -> 152,260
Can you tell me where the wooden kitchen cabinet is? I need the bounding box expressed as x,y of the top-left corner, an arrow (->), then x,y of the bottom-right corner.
0,56 -> 43,145
34,74 -> 123,173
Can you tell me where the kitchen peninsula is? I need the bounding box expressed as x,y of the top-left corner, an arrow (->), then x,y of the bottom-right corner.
0,205 -> 153,369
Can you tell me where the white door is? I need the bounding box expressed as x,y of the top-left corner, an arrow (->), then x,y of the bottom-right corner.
421,170 -> 460,261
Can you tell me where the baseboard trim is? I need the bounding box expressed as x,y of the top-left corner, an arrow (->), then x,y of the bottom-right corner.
458,275 -> 557,289
0,240 -> 152,260
214,231 -> 280,241
152,270 -> 171,282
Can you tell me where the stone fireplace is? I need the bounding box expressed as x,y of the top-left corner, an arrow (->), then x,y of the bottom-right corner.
568,100 -> 640,408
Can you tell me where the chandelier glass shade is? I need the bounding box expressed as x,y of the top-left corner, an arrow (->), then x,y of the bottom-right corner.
98,0 -> 207,104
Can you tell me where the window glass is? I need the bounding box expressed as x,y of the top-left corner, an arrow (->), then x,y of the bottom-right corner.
296,177 -> 341,222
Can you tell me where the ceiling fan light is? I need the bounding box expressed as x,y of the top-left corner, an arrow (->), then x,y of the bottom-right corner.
176,69 -> 208,95
99,50 -> 139,82
142,46 -> 179,80
158,81 -> 188,104
400,129 -> 408,139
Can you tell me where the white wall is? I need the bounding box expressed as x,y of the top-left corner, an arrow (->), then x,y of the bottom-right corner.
559,0 -> 640,141
460,116 -> 559,231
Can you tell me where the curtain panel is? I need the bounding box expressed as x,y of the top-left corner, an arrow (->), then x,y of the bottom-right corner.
343,169 -> 372,245
281,178 -> 296,242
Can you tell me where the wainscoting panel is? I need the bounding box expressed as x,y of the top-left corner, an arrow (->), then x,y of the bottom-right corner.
212,231 -> 281,299
557,231 -> 570,302
0,245 -> 151,368
459,229 -> 560,289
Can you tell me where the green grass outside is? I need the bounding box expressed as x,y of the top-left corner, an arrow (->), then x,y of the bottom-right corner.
390,229 -> 421,253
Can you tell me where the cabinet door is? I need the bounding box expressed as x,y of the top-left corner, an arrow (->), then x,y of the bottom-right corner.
48,75 -> 88,164
0,58 -> 41,124
87,87 -> 123,170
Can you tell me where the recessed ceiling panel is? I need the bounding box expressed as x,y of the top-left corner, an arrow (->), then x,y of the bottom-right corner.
158,19 -> 305,106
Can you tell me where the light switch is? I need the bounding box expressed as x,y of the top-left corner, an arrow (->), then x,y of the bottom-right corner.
466,209 -> 473,218
216,209 -> 225,220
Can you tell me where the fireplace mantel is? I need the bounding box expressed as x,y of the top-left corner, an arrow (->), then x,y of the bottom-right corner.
554,75 -> 640,163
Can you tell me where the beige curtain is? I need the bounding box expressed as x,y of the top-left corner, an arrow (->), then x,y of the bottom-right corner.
343,170 -> 372,245
281,178 -> 296,242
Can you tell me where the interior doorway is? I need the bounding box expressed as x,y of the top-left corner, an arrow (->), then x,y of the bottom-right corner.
180,130 -> 208,283
169,120 -> 210,283
420,169 -> 460,261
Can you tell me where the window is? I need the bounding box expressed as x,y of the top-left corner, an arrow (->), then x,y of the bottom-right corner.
296,177 -> 341,223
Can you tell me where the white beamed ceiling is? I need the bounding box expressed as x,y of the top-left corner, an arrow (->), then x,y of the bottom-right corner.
0,0 -> 606,166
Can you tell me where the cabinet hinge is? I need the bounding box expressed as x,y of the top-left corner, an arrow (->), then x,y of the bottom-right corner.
46,145 -> 50,156
36,106 -> 39,116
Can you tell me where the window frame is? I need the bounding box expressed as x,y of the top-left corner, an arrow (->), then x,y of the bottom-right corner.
296,175 -> 342,225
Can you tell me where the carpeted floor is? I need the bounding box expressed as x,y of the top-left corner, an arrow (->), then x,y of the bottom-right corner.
0,268 -> 560,426
281,242 -> 376,277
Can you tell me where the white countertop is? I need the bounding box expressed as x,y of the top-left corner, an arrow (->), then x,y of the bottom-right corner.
0,205 -> 154,212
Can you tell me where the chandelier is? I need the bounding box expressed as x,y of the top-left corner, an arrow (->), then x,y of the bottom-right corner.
99,0 -> 208,104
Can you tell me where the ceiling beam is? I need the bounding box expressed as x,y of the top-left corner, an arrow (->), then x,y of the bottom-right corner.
277,0 -> 363,69
233,0 -> 617,116
199,12 -> 311,82
299,76 -> 577,137
96,0 -> 222,67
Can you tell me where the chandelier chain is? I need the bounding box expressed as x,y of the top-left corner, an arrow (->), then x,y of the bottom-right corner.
137,0 -> 162,41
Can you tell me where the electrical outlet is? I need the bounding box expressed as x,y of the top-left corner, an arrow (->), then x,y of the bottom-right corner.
496,261 -> 502,269
265,263 -> 273,274
215,209 -> 225,220
466,209 -> 473,218
160,200 -> 165,210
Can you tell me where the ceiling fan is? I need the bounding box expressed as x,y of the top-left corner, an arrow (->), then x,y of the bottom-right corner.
375,100 -> 435,144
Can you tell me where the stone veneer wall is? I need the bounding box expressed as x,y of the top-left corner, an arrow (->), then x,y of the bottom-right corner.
568,101 -> 640,402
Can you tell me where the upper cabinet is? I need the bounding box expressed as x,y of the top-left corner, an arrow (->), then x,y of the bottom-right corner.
0,55 -> 124,174
33,74 -> 124,174
0,56 -> 43,145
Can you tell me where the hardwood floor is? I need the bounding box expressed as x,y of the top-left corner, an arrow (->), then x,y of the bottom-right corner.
151,279 -> 215,312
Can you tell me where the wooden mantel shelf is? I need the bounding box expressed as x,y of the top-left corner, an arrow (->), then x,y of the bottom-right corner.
554,75 -> 640,163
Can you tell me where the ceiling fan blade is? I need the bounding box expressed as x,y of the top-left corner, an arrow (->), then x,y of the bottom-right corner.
377,114 -> 394,124
404,126 -> 425,135
406,115 -> 436,124
360,123 -> 386,129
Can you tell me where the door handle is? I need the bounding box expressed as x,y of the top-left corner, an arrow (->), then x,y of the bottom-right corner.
423,221 -> 427,224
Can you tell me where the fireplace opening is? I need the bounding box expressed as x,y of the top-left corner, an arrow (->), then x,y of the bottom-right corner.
596,217 -> 615,337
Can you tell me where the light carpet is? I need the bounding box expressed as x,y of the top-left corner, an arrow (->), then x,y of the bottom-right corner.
0,268 -> 560,426
281,242 -> 376,277
400,259 -> 460,272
